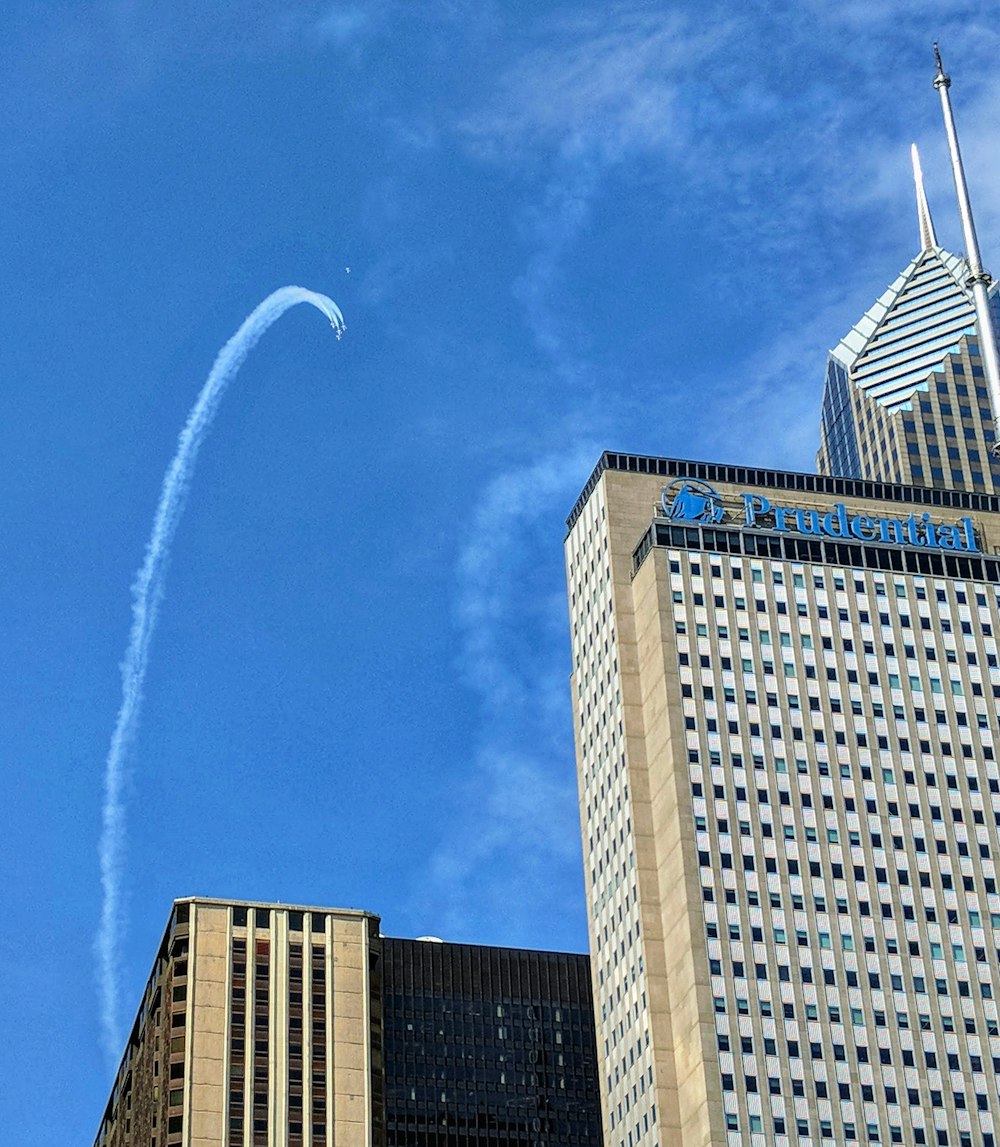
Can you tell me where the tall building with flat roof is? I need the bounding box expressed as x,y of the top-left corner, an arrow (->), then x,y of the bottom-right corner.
93,899 -> 602,1147
566,453 -> 1000,1147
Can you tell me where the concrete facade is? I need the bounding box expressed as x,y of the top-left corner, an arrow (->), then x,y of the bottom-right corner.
567,455 -> 1000,1147
94,899 -> 378,1147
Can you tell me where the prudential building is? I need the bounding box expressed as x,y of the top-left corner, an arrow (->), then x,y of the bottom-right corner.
566,54 -> 1000,1147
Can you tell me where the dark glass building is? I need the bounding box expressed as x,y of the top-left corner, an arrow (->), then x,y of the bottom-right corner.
381,937 -> 602,1147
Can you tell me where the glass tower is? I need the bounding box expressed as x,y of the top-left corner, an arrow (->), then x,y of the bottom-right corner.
817,150 -> 1000,494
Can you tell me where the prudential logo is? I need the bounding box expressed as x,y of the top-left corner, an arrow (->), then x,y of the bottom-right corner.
660,479 -> 726,524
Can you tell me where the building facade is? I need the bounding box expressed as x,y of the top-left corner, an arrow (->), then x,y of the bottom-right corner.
565,453 -> 1000,1147
815,227 -> 1000,494
93,899 -> 380,1147
816,113 -> 1000,496
382,937 -> 602,1147
93,900 -> 602,1147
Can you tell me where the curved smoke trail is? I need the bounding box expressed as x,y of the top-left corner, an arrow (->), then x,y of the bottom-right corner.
97,286 -> 344,1065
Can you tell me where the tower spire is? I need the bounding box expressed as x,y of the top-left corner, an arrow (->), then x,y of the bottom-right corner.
933,43 -> 1000,451
910,143 -> 938,250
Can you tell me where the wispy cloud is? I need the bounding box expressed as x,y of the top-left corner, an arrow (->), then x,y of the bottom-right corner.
459,3 -> 1000,493
412,6 -> 1000,954
411,444 -> 600,944
460,10 -> 723,383
508,156 -> 600,379
460,10 -> 701,163
699,297 -> 873,472
459,4 -> 1000,287
310,0 -> 389,57
412,3 -> 1000,949
313,3 -> 373,44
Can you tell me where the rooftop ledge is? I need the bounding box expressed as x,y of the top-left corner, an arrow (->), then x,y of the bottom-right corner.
566,452 -> 1000,534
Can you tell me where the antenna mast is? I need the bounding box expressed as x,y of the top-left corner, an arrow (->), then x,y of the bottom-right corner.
933,44 -> 1000,453
910,143 -> 938,251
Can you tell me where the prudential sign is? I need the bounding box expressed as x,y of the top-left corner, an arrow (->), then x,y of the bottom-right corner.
660,479 -> 980,554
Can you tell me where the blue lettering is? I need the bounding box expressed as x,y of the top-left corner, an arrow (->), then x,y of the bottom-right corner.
935,524 -> 961,550
735,491 -> 974,553
878,518 -> 906,544
960,518 -> 979,553
849,513 -> 878,541
743,494 -> 770,528
793,508 -> 822,535
821,504 -> 850,539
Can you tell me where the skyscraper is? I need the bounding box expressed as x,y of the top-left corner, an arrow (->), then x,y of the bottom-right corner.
818,54 -> 1000,495
92,899 -> 603,1147
815,149 -> 1000,493
566,54 -> 1000,1147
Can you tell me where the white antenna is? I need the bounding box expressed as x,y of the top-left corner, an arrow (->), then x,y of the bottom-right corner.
933,44 -> 1000,453
910,143 -> 938,251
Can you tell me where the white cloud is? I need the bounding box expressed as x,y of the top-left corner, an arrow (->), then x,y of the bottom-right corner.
411,444 -> 601,942
309,0 -> 393,55
701,302 -> 865,472
460,10 -> 723,164
313,4 -> 372,44
458,9 -> 728,388
460,4 -> 1000,485
421,746 -> 581,941
508,155 -> 600,376
455,445 -> 596,701
458,4 -> 1000,277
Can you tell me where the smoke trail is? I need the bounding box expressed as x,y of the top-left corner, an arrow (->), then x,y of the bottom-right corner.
96,286 -> 344,1066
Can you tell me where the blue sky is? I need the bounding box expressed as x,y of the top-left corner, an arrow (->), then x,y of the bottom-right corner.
3,1 -> 1000,1139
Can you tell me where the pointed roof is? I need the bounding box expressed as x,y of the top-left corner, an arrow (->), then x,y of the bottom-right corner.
830,246 -> 976,411
911,143 -> 938,250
